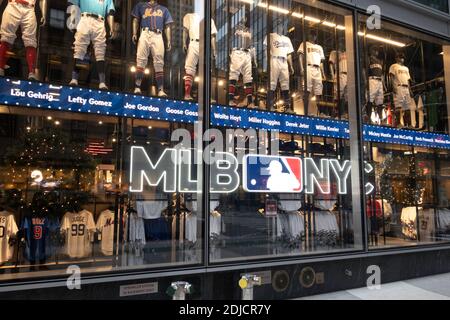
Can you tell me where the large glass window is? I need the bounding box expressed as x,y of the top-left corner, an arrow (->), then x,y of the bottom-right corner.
211,0 -> 355,121
0,0 -> 205,281
358,16 -> 449,133
0,0 -> 205,102
206,128 -> 361,263
364,142 -> 450,248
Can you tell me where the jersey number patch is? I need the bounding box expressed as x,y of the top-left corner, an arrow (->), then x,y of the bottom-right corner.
33,226 -> 43,240
71,224 -> 85,236
0,226 -> 4,238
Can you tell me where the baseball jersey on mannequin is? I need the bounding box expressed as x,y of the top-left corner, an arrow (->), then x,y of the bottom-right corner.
298,41 -> 325,96
183,13 -> 217,43
389,62 -> 415,111
229,24 -> 256,107
69,0 -> 115,90
263,33 -> 293,91
0,0 -> 47,79
329,50 -> 348,99
183,12 -> 217,100
61,210 -> 96,258
96,209 -> 115,256
0,211 -> 18,263
132,1 -> 173,96
368,54 -> 384,106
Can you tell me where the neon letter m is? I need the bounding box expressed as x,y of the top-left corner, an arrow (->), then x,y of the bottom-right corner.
129,146 -> 177,193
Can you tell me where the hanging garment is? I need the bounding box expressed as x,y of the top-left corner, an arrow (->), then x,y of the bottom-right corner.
136,201 -> 167,220
400,207 -> 419,240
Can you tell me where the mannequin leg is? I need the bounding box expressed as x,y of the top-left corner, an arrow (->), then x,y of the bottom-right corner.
418,107 -> 424,129
134,67 -> 145,92
70,59 -> 83,85
0,42 -> 11,76
229,80 -> 237,106
184,73 -> 194,100
410,106 -> 417,128
97,60 -> 107,89
282,90 -> 292,113
244,83 -> 254,108
25,47 -> 37,77
303,91 -> 310,115
267,90 -> 275,111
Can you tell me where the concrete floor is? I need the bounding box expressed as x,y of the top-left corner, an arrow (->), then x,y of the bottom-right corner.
298,272 -> 450,300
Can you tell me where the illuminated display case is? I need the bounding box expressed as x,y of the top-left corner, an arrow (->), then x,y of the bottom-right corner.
0,0 -> 449,298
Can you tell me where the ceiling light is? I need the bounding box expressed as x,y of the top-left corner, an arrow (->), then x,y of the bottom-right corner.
358,32 -> 406,47
336,25 -> 346,30
194,77 -> 200,82
322,21 -> 337,28
257,2 -> 268,9
144,68 -> 150,75
54,121 -> 60,126
218,80 -> 224,87
268,5 -> 289,14
130,66 -> 136,73
292,12 -> 304,19
47,116 -> 52,120
98,121 -> 103,125
304,16 -> 321,23
148,126 -> 152,130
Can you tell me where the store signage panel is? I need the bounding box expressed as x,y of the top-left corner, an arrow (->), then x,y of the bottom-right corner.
129,147 -> 357,195
363,125 -> 450,150
119,282 -> 158,297
210,105 -> 350,140
0,78 -> 198,123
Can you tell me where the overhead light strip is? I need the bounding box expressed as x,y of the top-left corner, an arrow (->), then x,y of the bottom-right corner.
238,0 -> 345,31
358,31 -> 406,47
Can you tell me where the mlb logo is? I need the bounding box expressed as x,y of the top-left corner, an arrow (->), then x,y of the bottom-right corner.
243,155 -> 303,193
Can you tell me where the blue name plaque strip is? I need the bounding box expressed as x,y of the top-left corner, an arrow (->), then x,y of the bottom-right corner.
1,78 -> 449,150
363,124 -> 450,150
0,78 -> 198,123
210,105 -> 350,139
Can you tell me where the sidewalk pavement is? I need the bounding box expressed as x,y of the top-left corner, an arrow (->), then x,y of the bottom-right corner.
298,272 -> 450,300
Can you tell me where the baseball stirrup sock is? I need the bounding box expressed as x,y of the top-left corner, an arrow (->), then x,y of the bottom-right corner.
282,90 -> 290,107
184,74 -> 194,96
26,47 -> 37,73
155,72 -> 164,91
267,90 -> 275,109
229,80 -> 237,101
72,59 -> 83,80
244,83 -> 253,104
97,60 -> 106,84
0,42 -> 11,69
135,67 -> 144,87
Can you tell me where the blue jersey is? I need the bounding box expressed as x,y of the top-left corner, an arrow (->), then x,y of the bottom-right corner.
70,0 -> 115,18
22,216 -> 59,262
132,2 -> 173,31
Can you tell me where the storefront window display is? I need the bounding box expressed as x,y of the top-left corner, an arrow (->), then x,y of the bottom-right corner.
0,0 -> 208,102
0,107 -> 204,280
206,128 -> 362,263
211,0 -> 355,120
358,16 -> 450,133
365,142 -> 450,248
